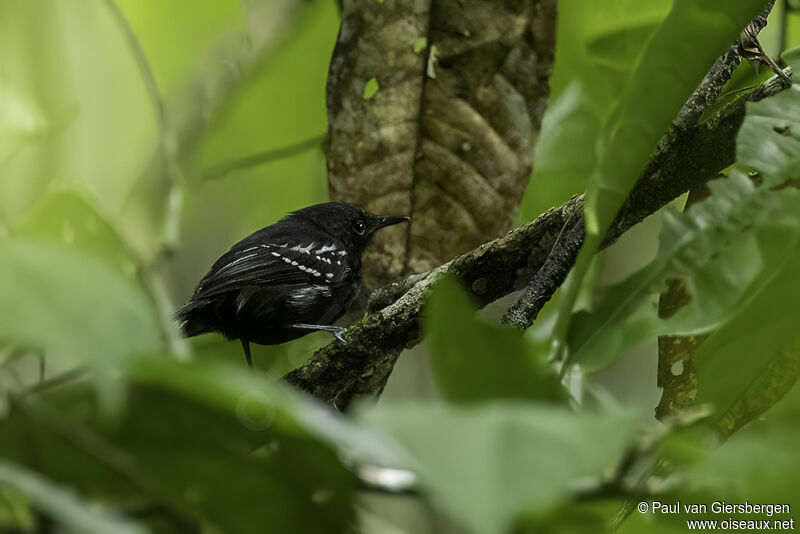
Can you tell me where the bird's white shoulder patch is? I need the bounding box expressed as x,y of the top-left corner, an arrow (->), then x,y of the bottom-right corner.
315,243 -> 337,254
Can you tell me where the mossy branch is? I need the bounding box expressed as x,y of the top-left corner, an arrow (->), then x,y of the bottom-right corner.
284,66 -> 792,412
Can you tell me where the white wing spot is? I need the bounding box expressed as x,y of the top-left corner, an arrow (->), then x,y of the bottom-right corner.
290,243 -> 315,254
315,244 -> 337,254
270,251 -> 281,257
326,272 -> 334,279
227,253 -> 258,268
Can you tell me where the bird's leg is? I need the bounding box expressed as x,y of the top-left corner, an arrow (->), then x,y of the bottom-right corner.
291,323 -> 346,343
241,339 -> 253,368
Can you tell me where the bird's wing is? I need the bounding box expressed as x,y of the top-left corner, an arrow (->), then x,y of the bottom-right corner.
191,243 -> 340,300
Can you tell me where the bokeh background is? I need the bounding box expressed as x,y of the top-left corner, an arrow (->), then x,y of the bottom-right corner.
2,1 -> 799,532
2,0 -> 797,452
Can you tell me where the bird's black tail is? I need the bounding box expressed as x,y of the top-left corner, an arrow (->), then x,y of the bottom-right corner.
175,300 -> 212,338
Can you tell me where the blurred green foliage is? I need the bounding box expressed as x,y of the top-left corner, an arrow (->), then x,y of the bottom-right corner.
425,275 -> 565,404
1,0 -> 800,533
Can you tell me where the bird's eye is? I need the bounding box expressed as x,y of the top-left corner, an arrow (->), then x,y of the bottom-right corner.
353,219 -> 366,235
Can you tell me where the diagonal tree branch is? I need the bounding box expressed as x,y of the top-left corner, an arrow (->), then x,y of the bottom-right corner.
502,215 -> 584,330
502,4 -> 783,331
200,134 -> 326,182
284,23 -> 791,411
284,66 -> 792,410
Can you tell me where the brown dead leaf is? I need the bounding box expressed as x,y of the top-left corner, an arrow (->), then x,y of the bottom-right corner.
325,0 -> 556,286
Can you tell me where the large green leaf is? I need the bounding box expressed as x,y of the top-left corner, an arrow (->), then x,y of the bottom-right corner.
15,190 -> 137,279
0,1 -> 160,216
0,238 -> 163,364
584,1 -> 765,234
567,53 -> 800,371
0,2 -> 79,223
126,356 -> 404,467
0,461 -> 146,534
0,354 -> 393,533
736,82 -> 800,179
552,0 -> 766,361
0,390 -> 356,534
521,0 -> 673,222
694,230 -> 800,424
674,382 -> 800,524
425,275 -> 565,403
566,173 -> 800,372
361,402 -> 639,534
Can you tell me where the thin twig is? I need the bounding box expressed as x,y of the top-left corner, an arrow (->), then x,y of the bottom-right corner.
500,9 -> 784,334
502,217 -> 585,329
200,134 -> 326,181
102,0 -> 184,254
21,368 -> 88,398
102,0 -> 188,357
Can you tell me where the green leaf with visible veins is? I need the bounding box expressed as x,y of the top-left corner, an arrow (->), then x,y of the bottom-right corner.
567,173 -> 800,372
553,0 -> 767,364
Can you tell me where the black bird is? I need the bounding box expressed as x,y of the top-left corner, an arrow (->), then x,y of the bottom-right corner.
177,202 -> 408,367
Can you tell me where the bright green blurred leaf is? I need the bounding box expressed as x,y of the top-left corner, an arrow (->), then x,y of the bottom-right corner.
361,401 -> 639,534
688,383 -> 800,505
567,173 -> 799,372
522,84 -> 599,221
0,1 -> 79,223
425,275 -> 565,403
521,1 -> 673,222
15,190 -> 137,279
584,1 -> 765,234
567,49 -> 800,371
0,356 -> 371,534
553,0 -> 766,363
0,238 -> 162,364
736,55 -> 800,178
115,0 -> 245,94
694,231 -> 800,425
127,356 -> 405,468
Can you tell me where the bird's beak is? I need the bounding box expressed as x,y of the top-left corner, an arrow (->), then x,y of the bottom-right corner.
372,215 -> 410,231
375,215 -> 411,230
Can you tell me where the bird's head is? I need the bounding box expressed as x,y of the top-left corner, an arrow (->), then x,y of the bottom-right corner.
288,202 -> 409,253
